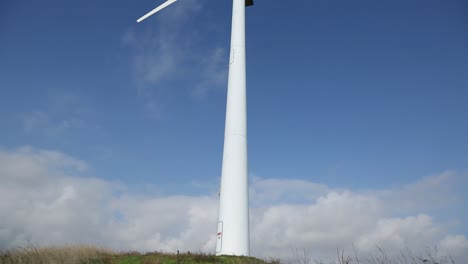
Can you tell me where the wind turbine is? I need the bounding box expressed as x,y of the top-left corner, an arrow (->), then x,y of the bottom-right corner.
137,0 -> 253,256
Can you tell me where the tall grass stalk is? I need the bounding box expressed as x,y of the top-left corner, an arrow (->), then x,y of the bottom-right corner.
0,245 -> 113,264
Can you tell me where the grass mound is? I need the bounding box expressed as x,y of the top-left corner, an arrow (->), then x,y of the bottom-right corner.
108,251 -> 278,264
0,245 -> 458,264
0,246 -> 278,264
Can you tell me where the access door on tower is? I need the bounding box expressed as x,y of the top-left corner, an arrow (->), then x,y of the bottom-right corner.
216,221 -> 223,253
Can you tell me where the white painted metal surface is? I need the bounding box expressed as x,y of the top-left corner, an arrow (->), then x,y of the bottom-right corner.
136,0 -> 250,256
216,221 -> 223,253
136,0 -> 178,23
216,0 -> 249,256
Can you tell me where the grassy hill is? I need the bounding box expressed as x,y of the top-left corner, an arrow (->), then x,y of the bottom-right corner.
0,246 -> 279,264
0,245 -> 458,264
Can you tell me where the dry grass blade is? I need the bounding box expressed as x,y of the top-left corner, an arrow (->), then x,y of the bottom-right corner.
0,245 -> 114,264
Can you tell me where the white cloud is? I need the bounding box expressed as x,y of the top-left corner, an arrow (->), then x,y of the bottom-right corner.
21,93 -> 91,135
22,110 -> 49,132
110,195 -> 218,252
192,47 -> 228,97
0,146 -> 466,263
377,171 -> 462,215
250,177 -> 330,207
355,214 -> 441,254
439,235 -> 468,258
250,191 -> 383,258
124,0 -> 228,117
0,146 -> 87,186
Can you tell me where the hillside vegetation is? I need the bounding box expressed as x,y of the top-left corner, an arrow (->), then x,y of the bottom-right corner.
0,245 -> 457,264
0,246 -> 278,264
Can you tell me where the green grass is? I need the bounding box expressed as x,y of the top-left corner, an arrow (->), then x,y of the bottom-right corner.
0,246 -> 278,264
105,251 -> 278,264
0,245 -> 457,264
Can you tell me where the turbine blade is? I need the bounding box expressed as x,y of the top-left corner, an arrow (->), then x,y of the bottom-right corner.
137,0 -> 178,23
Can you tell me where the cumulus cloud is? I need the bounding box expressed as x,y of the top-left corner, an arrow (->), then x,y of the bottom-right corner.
378,171 -> 462,215
0,146 -> 467,263
439,235 -> 468,258
250,177 -> 330,207
0,146 -> 217,252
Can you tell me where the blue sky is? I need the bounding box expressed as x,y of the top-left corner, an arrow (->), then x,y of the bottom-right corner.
1,0 -> 467,260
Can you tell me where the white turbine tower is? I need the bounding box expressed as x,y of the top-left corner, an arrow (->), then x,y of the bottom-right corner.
137,0 -> 253,256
